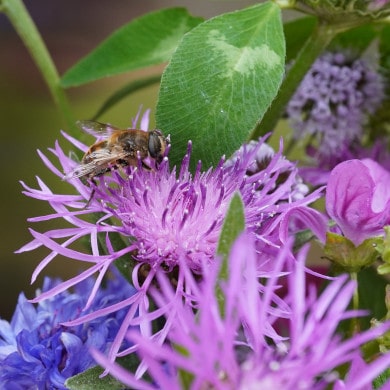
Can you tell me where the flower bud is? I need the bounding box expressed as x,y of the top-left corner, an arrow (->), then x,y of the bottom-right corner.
326,159 -> 390,247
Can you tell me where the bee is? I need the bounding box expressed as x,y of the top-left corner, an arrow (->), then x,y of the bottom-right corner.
64,120 -> 168,204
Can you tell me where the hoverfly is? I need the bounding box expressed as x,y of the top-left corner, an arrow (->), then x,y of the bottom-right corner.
64,120 -> 168,205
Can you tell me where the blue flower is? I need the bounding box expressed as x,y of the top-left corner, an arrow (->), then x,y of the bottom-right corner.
0,272 -> 135,389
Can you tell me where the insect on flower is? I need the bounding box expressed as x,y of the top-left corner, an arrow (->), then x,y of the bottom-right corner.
64,120 -> 169,204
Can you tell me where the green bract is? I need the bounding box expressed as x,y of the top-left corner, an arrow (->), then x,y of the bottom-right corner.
324,232 -> 382,272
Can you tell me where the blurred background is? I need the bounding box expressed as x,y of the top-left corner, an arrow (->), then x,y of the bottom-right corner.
0,0 -> 257,320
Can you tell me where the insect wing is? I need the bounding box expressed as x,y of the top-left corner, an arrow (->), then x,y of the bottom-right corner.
76,120 -> 121,137
64,161 -> 99,180
64,148 -> 130,180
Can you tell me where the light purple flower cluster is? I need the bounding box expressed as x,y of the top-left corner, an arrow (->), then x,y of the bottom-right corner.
17,112 -> 327,366
0,271 -> 135,389
287,51 -> 384,164
93,234 -> 390,390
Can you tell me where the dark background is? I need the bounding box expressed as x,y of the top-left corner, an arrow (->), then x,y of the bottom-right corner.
0,1 -> 255,320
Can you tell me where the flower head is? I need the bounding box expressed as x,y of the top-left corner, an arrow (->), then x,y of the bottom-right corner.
287,51 -> 384,164
326,158 -> 390,246
17,110 -> 326,366
93,234 -> 390,390
103,137 -> 323,273
0,272 -> 135,389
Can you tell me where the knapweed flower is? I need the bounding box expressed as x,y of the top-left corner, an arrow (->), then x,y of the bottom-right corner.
326,158 -> 390,246
93,234 -> 390,390
17,109 -> 326,366
287,51 -> 384,164
0,271 -> 135,389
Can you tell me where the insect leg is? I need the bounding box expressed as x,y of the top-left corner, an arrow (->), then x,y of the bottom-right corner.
141,161 -> 152,170
84,177 -> 98,208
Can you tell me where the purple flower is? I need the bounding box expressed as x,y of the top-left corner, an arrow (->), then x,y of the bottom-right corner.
92,234 -> 390,389
17,110 -> 326,366
326,158 -> 390,246
0,271 -> 135,389
287,52 -> 384,163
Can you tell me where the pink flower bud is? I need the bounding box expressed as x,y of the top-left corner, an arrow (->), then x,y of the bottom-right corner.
326,158 -> 390,246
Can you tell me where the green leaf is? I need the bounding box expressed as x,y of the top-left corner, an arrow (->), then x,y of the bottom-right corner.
358,266 -> 387,330
374,368 -> 390,389
65,365 -> 124,390
216,193 -> 245,316
156,2 -> 285,171
65,355 -> 144,390
380,25 -> 390,67
329,24 -> 377,53
379,25 -> 390,96
217,192 -> 245,266
284,16 -> 317,64
92,74 -> 161,120
61,8 -> 203,87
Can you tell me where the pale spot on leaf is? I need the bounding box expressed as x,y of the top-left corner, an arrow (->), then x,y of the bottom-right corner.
207,29 -> 281,76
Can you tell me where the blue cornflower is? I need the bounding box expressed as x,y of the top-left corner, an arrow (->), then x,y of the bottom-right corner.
0,272 -> 135,389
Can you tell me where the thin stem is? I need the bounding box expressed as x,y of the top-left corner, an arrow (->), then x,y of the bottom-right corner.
249,21 -> 341,140
1,0 -> 76,132
350,271 -> 361,334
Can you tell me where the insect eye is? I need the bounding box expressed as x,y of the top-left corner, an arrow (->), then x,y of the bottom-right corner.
148,130 -> 165,162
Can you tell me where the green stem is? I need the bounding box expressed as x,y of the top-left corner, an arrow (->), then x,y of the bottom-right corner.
249,21 -> 341,139
350,271 -> 361,334
1,0 -> 76,132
